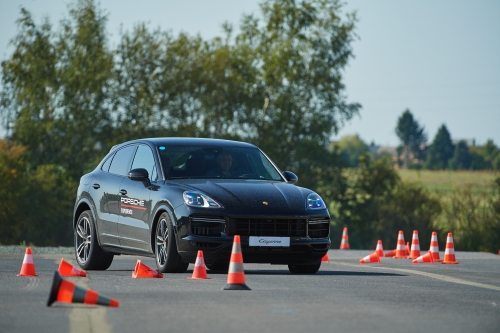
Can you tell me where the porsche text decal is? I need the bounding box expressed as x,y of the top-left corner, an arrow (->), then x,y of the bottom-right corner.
120,197 -> 147,214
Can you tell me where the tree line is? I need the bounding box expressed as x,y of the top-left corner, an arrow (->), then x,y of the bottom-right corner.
1,0 -> 498,252
0,0 -> 359,245
336,109 -> 500,171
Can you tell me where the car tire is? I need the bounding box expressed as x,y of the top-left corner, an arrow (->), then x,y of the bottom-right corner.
288,261 -> 321,274
155,212 -> 188,273
74,210 -> 114,270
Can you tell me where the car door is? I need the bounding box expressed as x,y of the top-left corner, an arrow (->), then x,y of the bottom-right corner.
91,145 -> 137,247
117,144 -> 158,252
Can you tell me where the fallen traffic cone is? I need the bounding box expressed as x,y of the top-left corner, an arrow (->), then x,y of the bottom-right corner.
385,249 -> 396,257
340,227 -> 350,250
442,232 -> 459,264
189,250 -> 210,279
18,247 -> 37,276
407,230 -> 421,259
223,235 -> 250,290
47,271 -> 119,307
360,252 -> 380,264
413,251 -> 434,264
132,260 -> 163,278
429,231 -> 442,262
393,231 -> 407,258
321,253 -> 330,263
58,258 -> 87,277
375,240 -> 384,257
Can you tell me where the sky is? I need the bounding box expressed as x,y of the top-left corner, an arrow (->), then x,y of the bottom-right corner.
0,0 -> 499,147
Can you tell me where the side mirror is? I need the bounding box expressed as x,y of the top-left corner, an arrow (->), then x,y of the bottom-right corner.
128,168 -> 150,187
282,171 -> 298,184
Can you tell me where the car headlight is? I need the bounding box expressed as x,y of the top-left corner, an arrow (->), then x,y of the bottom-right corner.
183,191 -> 222,208
307,192 -> 326,210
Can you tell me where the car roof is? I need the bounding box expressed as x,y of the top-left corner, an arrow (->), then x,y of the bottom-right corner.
115,137 -> 258,149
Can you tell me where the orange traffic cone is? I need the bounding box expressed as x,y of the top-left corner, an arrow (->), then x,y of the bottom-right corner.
58,258 -> 87,277
413,251 -> 434,264
132,260 -> 164,278
405,242 -> 410,256
359,252 -> 380,264
408,230 -> 421,259
321,253 -> 330,263
18,247 -> 37,276
393,231 -> 407,258
47,271 -> 119,307
429,231 -> 442,262
375,240 -> 384,257
385,249 -> 396,257
340,227 -> 350,250
442,232 -> 459,264
223,235 -> 250,290
189,250 -> 210,279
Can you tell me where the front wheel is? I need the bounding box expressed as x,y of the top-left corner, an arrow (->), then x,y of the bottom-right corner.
288,261 -> 321,274
155,213 -> 188,273
74,210 -> 114,270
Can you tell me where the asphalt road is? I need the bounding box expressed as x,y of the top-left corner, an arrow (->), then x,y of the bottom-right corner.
1,249 -> 499,333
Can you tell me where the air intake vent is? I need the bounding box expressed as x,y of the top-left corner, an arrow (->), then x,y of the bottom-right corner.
190,216 -> 225,237
308,217 -> 330,238
227,218 -> 307,237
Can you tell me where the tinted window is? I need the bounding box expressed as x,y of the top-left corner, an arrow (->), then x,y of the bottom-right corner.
108,145 -> 137,176
131,145 -> 158,181
159,145 -> 283,181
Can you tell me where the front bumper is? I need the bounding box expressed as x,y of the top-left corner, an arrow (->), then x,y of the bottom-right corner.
178,235 -> 330,265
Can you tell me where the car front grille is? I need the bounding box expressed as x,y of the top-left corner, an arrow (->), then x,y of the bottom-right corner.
308,217 -> 330,238
190,216 -> 225,237
226,218 -> 307,237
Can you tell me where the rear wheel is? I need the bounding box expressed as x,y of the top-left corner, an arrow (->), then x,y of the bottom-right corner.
288,261 -> 321,274
155,213 -> 188,273
74,210 -> 114,270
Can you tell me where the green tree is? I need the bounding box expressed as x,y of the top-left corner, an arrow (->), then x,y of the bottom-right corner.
0,140 -> 76,246
1,0 -> 114,177
0,9 -> 59,167
331,157 -> 441,249
234,0 -> 360,190
395,109 -> 427,168
426,124 -> 454,170
448,140 -> 471,170
469,140 -> 500,170
56,0 -> 115,176
335,134 -> 371,167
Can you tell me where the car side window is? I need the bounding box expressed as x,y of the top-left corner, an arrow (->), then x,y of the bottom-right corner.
101,154 -> 113,172
108,145 -> 137,176
131,145 -> 158,181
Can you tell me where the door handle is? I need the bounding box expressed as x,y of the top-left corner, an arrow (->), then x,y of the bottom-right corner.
119,189 -> 127,195
92,183 -> 100,189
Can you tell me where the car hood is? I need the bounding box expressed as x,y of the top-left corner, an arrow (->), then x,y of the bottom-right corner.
173,180 -> 307,209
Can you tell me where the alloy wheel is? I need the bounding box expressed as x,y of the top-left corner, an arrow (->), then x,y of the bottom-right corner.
76,216 -> 91,264
156,218 -> 168,267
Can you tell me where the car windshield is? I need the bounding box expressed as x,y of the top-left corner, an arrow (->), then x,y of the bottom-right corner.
157,145 -> 284,181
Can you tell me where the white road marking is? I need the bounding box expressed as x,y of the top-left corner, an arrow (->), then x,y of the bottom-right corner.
333,261 -> 500,292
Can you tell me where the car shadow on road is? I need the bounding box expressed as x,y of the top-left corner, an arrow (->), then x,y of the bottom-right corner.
204,269 -> 406,277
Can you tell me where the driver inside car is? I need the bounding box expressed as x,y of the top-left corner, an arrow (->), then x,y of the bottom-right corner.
206,153 -> 234,178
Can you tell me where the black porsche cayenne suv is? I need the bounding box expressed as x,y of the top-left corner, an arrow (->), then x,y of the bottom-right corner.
73,138 -> 331,274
